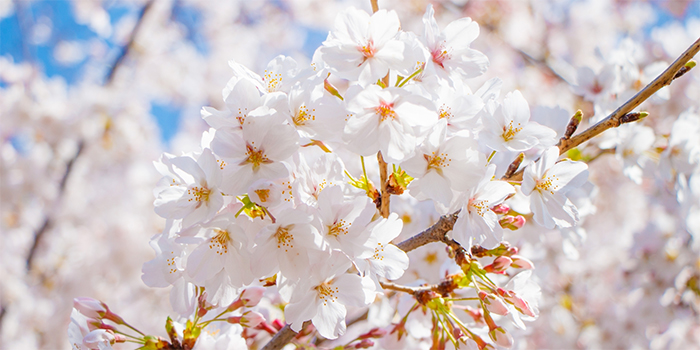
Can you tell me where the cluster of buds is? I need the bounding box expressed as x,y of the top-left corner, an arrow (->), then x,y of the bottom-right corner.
69,287 -> 268,350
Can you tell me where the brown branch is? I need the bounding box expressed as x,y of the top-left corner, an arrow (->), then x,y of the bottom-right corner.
370,0 -> 379,13
261,323 -> 303,350
502,37 -> 699,182
377,152 -> 390,218
395,212 -> 461,252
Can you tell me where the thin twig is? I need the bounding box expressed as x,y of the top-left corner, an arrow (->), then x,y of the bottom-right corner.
504,37 -> 700,182
393,37 -> 700,253
396,212 -> 461,252
370,0 -> 379,13
377,152 -> 390,218
261,321 -> 311,350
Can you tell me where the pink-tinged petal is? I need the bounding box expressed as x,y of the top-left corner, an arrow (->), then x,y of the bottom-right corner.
313,297 -> 347,339
335,274 -> 371,306
478,181 -> 515,205
521,167 -> 537,196
517,123 -> 557,148
204,270 -> 238,306
401,153 -> 429,178
286,292 -> 317,332
449,48 -> 489,78
369,10 -> 400,46
537,147 -> 560,178
443,17 -> 479,47
421,170 -> 453,207
372,244 -> 409,280
529,192 -> 554,229
211,128 -> 247,161
548,161 -> 589,193
502,90 -> 530,124
422,5 -> 440,47
546,194 -> 579,228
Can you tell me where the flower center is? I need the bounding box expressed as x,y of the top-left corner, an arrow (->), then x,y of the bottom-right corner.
315,281 -> 339,306
535,174 -> 560,194
236,107 -> 248,126
373,242 -> 386,260
327,219 -> 350,237
359,39 -> 376,59
209,229 -> 230,256
468,198 -> 489,217
502,121 -> 523,141
188,186 -> 211,207
275,225 -> 295,251
424,151 -> 451,173
262,70 -> 282,92
376,101 -> 397,121
438,104 -> 452,120
293,105 -> 316,126
431,43 -> 450,68
241,143 -> 272,170
254,188 -> 270,203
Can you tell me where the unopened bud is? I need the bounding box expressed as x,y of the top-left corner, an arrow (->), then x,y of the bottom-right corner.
492,256 -> 512,271
478,291 -> 509,316
510,255 -> 534,269
497,288 -> 537,317
499,215 -> 525,230
491,204 -> 510,214
271,318 -> 285,330
355,339 -> 375,348
73,298 -> 107,319
240,286 -> 265,307
228,311 -> 265,328
197,306 -> 208,318
359,327 -> 387,339
73,298 -> 124,325
489,327 -> 513,348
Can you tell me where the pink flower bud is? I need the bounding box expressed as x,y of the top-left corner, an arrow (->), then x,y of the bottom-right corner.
478,291 -> 509,316
359,327 -> 387,339
240,286 -> 265,307
484,256 -> 512,273
510,255 -> 534,269
497,288 -> 536,317
74,298 -> 107,319
499,215 -> 525,230
355,339 -> 375,349
241,311 -> 265,328
489,327 -> 513,348
491,204 -> 510,214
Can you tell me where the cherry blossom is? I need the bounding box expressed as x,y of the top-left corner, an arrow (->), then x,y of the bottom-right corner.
521,147 -> 589,229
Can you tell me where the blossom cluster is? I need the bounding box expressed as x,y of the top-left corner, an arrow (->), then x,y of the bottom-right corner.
73,5 -> 594,349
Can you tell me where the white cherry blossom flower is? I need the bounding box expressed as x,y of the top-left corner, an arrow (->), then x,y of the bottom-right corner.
319,8 -> 407,86
211,112 -> 299,195
284,251 -> 375,339
453,164 -> 515,247
251,207 -> 322,281
480,90 -> 557,153
402,124 -> 485,207
314,185 -> 376,258
344,85 -> 436,163
356,213 -> 409,282
153,149 -> 225,228
184,213 -> 254,306
521,147 -> 589,229
421,4 -> 489,83
228,55 -> 302,94
201,78 -> 286,130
